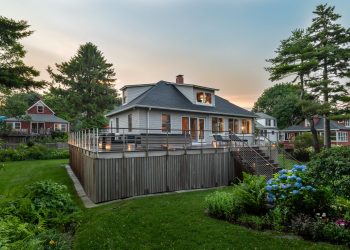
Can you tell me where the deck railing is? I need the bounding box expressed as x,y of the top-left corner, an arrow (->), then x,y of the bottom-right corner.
68,127 -> 259,154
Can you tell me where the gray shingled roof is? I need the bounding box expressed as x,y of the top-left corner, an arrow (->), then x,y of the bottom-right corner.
6,114 -> 68,123
107,81 -> 256,118
282,118 -> 350,131
256,112 -> 276,120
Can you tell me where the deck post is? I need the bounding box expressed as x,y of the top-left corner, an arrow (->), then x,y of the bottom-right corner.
96,128 -> 99,156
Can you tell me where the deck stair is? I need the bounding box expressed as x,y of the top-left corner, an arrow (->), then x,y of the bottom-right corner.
231,145 -> 279,178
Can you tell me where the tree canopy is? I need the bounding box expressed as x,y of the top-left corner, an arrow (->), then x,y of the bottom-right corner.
252,83 -> 302,129
47,42 -> 120,130
0,92 -> 40,117
0,16 -> 44,91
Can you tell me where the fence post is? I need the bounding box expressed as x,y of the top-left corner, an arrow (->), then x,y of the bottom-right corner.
96,128 -> 99,155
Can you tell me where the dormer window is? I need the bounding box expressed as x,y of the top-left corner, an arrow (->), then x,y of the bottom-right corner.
37,105 -> 44,113
196,92 -> 212,105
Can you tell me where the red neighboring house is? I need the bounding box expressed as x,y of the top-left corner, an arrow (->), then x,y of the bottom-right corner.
5,100 -> 69,135
281,117 -> 350,149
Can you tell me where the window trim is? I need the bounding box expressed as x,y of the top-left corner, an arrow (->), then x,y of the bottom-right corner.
345,120 -> 350,127
337,131 -> 348,142
13,122 -> 21,130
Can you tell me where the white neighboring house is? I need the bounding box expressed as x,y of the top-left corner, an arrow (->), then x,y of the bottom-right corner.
255,112 -> 279,143
106,75 -> 257,144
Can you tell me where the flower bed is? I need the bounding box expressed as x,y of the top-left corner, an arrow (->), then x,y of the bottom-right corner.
205,163 -> 350,247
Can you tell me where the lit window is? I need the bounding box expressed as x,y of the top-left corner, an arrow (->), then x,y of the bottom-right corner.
161,114 -> 171,132
182,117 -> 189,134
212,117 -> 224,133
196,91 -> 212,104
242,119 -> 251,133
337,131 -> 348,142
37,105 -> 44,113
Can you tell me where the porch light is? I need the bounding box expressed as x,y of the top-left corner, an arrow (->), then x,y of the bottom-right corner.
212,141 -> 218,148
127,143 -> 133,151
98,142 -> 103,149
105,143 -> 111,151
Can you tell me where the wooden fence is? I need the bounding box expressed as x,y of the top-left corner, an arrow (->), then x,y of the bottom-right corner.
69,145 -> 236,203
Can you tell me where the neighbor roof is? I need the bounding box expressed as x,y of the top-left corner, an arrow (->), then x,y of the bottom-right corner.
6,114 -> 68,123
282,118 -> 350,132
256,112 -> 276,120
107,81 -> 256,118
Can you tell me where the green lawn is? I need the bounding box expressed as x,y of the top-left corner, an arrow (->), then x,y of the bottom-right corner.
0,159 -> 345,249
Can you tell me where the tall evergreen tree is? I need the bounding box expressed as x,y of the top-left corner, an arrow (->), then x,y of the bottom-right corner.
48,42 -> 120,130
0,16 -> 44,90
265,29 -> 322,152
307,4 -> 350,148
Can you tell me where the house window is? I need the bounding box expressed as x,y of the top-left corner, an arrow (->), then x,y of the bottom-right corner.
228,119 -> 239,134
182,117 -> 189,134
54,123 -> 67,132
241,119 -> 251,134
161,114 -> 171,132
266,119 -> 271,126
345,120 -> 350,127
37,105 -> 44,113
337,132 -> 348,142
229,119 -> 233,133
128,114 -> 132,132
212,117 -> 224,133
116,118 -> 119,133
196,91 -> 212,105
13,122 -> 21,130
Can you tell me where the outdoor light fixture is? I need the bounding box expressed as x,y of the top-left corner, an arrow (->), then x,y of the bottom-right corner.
127,143 -> 133,151
105,143 -> 111,151
98,142 -> 103,149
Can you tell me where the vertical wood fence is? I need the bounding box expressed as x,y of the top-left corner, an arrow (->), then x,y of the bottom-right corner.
69,145 -> 236,203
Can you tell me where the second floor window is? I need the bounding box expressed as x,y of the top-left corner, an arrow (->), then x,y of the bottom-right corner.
161,114 -> 171,132
345,120 -> 350,127
196,92 -> 212,105
266,119 -> 271,126
37,105 -> 44,113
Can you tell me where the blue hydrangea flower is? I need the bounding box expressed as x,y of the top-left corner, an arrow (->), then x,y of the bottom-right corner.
294,182 -> 302,188
279,174 -> 287,180
311,188 -> 316,192
272,184 -> 278,190
267,178 -> 274,185
279,169 -> 287,175
296,177 -> 302,182
292,190 -> 299,195
265,185 -> 272,191
300,186 -> 306,190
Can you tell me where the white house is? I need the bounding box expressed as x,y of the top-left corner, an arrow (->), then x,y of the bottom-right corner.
106,75 -> 257,144
255,112 -> 279,142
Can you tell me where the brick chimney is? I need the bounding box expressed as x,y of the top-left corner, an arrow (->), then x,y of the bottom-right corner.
176,74 -> 184,84
312,116 -> 320,125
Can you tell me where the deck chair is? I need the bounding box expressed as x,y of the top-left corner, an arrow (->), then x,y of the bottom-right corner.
212,134 -> 231,146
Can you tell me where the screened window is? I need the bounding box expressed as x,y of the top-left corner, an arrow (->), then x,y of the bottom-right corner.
196,91 -> 212,104
128,114 -> 132,132
337,132 -> 348,142
161,114 -> 171,132
212,117 -> 224,133
37,105 -> 44,113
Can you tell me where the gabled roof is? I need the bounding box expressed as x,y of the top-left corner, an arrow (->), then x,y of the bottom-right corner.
107,81 -> 256,118
256,112 -> 276,120
6,114 -> 68,123
27,100 -> 55,114
282,118 -> 350,131
120,82 -> 219,91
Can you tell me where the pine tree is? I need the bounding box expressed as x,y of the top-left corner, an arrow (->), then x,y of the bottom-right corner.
266,29 -> 322,152
307,4 -> 350,148
48,42 -> 120,130
0,16 -> 44,90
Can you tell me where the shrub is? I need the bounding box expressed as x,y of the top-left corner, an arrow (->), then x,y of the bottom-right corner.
269,205 -> 290,232
231,173 -> 267,216
266,165 -> 334,216
205,191 -> 237,220
307,147 -> 350,198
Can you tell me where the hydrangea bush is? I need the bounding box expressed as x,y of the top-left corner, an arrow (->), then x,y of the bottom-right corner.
266,165 -> 316,204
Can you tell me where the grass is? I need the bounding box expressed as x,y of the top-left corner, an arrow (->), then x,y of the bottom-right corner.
0,159 -> 345,249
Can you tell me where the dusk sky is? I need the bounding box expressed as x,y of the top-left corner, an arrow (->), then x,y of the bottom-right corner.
2,0 -> 350,109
